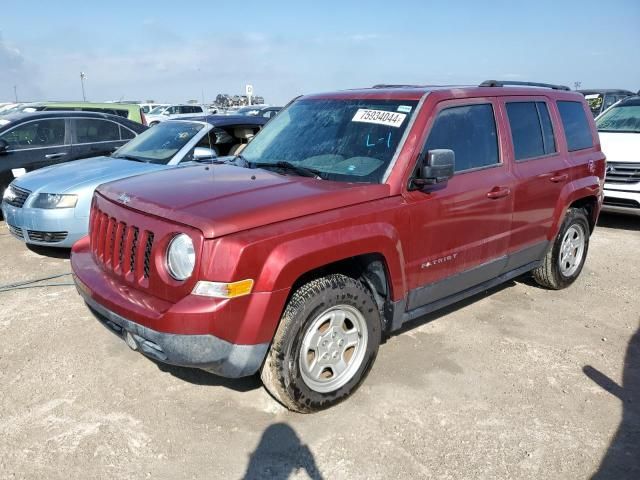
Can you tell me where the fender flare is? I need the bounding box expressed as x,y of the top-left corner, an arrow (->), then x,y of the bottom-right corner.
549,176 -> 601,240
254,222 -> 407,301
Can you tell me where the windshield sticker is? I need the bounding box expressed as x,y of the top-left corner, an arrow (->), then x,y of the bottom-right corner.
397,105 -> 412,113
352,109 -> 406,128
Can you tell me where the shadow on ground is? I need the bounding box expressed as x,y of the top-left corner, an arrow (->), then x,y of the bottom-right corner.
153,361 -> 261,393
242,423 -> 323,480
26,244 -> 71,259
597,213 -> 640,231
584,326 -> 640,479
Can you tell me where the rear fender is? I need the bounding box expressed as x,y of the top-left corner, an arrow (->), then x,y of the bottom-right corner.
549,176 -> 602,240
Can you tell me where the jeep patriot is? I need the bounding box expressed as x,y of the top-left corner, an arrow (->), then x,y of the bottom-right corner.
71,80 -> 606,412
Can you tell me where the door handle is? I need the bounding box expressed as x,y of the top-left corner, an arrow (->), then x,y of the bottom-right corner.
45,153 -> 67,160
486,187 -> 511,199
549,173 -> 568,183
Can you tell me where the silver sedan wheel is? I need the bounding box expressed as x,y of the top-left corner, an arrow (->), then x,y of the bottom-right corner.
559,224 -> 585,277
299,305 -> 368,393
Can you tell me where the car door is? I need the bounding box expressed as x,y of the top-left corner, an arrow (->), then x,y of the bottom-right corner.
499,98 -> 570,266
403,99 -> 515,310
0,117 -> 71,185
70,118 -> 128,160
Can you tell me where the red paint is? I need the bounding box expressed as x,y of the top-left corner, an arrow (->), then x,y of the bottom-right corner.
71,86 -> 605,346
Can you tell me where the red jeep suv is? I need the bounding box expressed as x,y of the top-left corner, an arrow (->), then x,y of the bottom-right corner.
71,80 -> 605,412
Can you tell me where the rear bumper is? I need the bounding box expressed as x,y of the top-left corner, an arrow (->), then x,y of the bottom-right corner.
76,277 -> 269,377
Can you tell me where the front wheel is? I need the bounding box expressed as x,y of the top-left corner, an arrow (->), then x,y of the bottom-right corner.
532,208 -> 590,290
260,274 -> 381,413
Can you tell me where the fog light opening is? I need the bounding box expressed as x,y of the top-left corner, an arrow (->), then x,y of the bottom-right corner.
124,331 -> 138,351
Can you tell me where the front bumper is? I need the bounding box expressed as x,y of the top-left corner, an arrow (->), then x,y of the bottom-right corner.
602,185 -> 640,216
76,277 -> 269,377
1,201 -> 88,247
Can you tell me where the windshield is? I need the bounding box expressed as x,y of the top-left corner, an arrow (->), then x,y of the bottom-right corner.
240,98 -> 418,183
596,105 -> 640,133
112,121 -> 205,164
148,105 -> 168,115
584,94 -> 604,116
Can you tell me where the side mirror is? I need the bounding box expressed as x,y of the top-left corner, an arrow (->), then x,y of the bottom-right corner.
193,147 -> 217,161
0,139 -> 8,154
413,149 -> 455,189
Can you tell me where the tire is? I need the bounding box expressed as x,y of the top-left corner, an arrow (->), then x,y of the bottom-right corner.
260,274 -> 382,413
532,208 -> 590,290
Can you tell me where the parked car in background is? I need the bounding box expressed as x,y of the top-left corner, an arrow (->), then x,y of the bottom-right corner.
0,111 -> 146,201
138,103 -> 168,114
578,89 -> 634,117
235,105 -> 282,119
2,115 -> 267,247
145,104 -> 209,126
596,95 -> 640,216
71,80 -> 605,412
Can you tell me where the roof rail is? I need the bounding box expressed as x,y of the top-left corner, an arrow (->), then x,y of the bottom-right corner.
479,80 -> 571,91
371,84 -> 423,89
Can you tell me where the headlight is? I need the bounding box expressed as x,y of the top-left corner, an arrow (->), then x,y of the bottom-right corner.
31,193 -> 78,209
166,234 -> 195,281
2,185 -> 15,201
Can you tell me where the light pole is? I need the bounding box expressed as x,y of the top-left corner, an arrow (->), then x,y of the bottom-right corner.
80,72 -> 87,101
573,81 -> 582,91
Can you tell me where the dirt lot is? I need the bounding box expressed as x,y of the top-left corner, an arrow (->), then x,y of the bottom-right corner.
0,214 -> 638,480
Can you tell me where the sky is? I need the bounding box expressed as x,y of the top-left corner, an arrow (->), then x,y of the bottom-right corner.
1,0 -> 639,105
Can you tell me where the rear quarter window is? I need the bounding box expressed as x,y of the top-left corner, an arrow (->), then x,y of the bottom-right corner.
557,101 -> 593,151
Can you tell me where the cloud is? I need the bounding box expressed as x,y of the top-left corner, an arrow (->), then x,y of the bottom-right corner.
0,32 -> 42,101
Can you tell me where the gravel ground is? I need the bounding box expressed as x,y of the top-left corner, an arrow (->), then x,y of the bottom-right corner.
0,214 -> 638,480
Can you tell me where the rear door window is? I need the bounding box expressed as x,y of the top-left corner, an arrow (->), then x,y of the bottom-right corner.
557,101 -> 593,151
424,104 -> 499,172
506,101 -> 556,160
74,119 -> 120,143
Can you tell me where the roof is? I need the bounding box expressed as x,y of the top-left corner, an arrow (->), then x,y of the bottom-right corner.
37,101 -> 140,110
1,110 -> 137,123
303,83 -> 583,102
578,89 -> 635,95
176,114 -> 269,127
617,95 -> 640,107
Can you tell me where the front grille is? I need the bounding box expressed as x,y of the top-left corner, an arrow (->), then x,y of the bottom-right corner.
27,230 -> 68,243
605,162 -> 640,184
90,206 -> 155,285
7,223 -> 24,239
4,185 -> 31,208
603,197 -> 640,209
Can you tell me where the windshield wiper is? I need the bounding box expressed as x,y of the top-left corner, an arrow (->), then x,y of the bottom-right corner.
251,161 -> 323,179
113,154 -> 149,163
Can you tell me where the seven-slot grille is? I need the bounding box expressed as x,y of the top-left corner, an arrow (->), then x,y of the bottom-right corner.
4,185 -> 31,208
605,162 -> 640,184
90,206 -> 155,283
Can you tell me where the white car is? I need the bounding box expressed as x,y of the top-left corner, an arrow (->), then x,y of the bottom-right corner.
596,96 -> 640,216
146,104 -> 210,126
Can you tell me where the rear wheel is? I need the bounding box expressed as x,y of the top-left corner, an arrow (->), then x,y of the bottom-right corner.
260,274 -> 381,413
532,208 -> 590,289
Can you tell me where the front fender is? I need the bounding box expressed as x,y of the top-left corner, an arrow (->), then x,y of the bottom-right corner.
254,222 -> 407,300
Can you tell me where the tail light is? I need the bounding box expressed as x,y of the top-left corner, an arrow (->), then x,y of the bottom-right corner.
140,109 -> 147,126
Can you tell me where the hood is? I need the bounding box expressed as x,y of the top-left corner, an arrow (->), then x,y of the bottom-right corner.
598,131 -> 640,163
14,156 -> 167,194
97,164 -> 390,239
